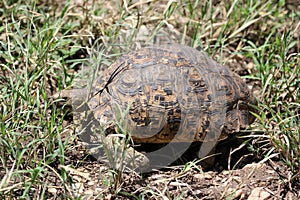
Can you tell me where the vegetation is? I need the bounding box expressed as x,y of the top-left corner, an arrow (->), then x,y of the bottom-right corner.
0,0 -> 299,199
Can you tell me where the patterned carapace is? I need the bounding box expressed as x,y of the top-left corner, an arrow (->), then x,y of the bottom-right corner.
87,44 -> 256,143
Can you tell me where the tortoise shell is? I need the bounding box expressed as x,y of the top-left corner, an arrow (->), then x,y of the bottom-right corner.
87,44 -> 256,144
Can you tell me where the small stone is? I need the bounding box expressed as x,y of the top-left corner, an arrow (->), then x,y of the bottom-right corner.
226,188 -> 243,199
105,194 -> 112,200
48,187 -> 57,194
73,182 -> 84,193
246,62 -> 255,70
248,187 -> 270,200
243,163 -> 263,170
193,173 -> 213,180
85,189 -> 94,195
169,181 -> 188,187
223,171 -> 230,175
87,180 -> 96,186
233,189 -> 243,199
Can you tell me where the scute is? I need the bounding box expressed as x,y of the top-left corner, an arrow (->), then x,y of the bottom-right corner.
88,44 -> 256,144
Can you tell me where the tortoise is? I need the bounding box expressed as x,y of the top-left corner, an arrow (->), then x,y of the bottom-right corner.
56,44 -> 256,171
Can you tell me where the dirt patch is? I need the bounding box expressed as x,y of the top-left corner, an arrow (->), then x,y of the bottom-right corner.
46,150 -> 298,199
40,129 -> 299,199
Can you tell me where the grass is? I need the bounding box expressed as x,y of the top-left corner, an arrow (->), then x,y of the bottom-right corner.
0,0 -> 299,199
246,29 -> 300,174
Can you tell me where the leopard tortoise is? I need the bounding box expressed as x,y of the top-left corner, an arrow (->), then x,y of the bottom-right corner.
56,44 -> 256,171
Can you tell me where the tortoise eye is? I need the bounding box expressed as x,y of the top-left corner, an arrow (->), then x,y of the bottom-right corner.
194,82 -> 200,87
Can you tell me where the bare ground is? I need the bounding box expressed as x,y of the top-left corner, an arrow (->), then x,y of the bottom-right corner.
45,137 -> 299,199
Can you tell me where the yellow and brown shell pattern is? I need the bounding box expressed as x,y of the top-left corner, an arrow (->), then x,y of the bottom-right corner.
88,44 -> 256,144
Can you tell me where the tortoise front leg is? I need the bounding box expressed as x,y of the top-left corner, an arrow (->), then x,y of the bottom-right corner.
100,134 -> 150,172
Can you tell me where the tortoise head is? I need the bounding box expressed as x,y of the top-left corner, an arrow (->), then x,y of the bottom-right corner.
224,84 -> 257,134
